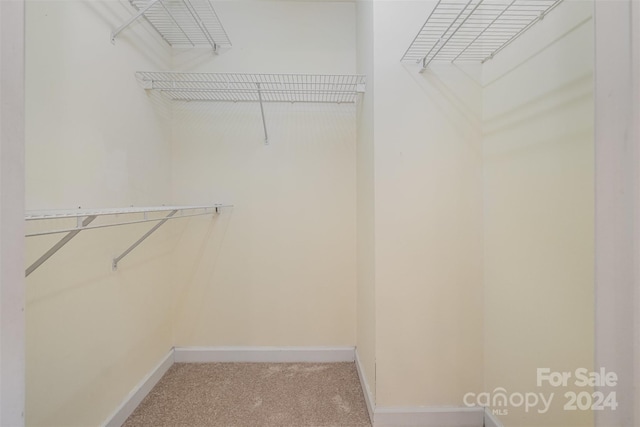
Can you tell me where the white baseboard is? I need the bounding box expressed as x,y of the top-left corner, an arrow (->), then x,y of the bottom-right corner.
102,346 -> 354,427
354,349 -> 375,423
354,349 -> 484,427
483,408 -> 505,427
102,349 -> 174,427
173,346 -> 356,363
374,406 -> 484,427
103,346 -> 490,427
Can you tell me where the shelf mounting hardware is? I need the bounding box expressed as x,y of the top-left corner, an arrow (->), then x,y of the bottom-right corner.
111,0 -> 231,53
422,0 -> 483,70
112,209 -> 178,271
134,72 -> 367,144
111,0 -> 161,44
25,205 -> 230,276
401,0 -> 565,69
256,83 -> 269,145
25,215 -> 97,278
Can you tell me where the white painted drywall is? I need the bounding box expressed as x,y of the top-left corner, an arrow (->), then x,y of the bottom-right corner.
371,1 -> 484,407
25,1 -> 177,426
0,0 -> 26,425
23,2 -> 637,427
356,0 -> 376,405
594,0 -> 639,425
171,0 -> 355,75
483,1 -> 594,426
26,1 -> 172,209
169,1 -> 358,348
635,3 -> 640,424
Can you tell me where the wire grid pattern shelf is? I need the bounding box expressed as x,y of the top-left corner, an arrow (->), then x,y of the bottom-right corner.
113,0 -> 231,50
135,72 -> 367,103
25,205 -> 230,276
25,205 -> 220,221
401,0 -> 564,67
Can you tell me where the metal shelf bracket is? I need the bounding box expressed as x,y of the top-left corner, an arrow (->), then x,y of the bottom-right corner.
25,215 -> 97,277
256,83 -> 269,145
112,209 -> 178,271
134,72 -> 367,145
25,205 -> 230,277
401,0 -> 565,69
111,0 -> 231,53
111,0 -> 161,44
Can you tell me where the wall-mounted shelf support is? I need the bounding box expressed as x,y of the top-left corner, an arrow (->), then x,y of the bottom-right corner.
135,72 -> 367,144
25,215 -> 97,277
111,0 -> 161,44
25,205 -> 230,276
112,209 -> 177,271
111,0 -> 231,53
256,83 -> 269,145
401,0 -> 565,70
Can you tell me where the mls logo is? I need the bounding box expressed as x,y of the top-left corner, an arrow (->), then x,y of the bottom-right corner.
493,408 -> 508,416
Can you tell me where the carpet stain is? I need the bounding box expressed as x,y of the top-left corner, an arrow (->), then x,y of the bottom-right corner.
284,364 -> 330,378
332,394 -> 351,413
252,397 -> 263,409
262,365 -> 284,378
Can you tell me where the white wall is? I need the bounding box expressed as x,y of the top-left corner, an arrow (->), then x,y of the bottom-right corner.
635,3 -> 640,424
25,1 -> 177,425
372,1 -> 484,407
25,1 -> 358,424
594,0 -> 639,425
356,0 -> 376,405
172,0 -> 355,75
170,103 -> 358,347
169,1 -> 358,348
359,2 -> 595,420
23,2 -> 636,427
26,1 -> 172,209
0,0 -> 26,425
483,1 -> 594,426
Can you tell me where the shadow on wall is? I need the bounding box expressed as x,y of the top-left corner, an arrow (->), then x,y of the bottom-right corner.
172,211 -> 234,344
401,63 -> 483,158
170,101 -> 356,149
81,0 -> 170,69
25,214 -> 223,305
483,15 -> 593,88
483,73 -> 593,139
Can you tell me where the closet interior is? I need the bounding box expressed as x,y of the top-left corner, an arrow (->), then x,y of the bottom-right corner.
24,0 -> 596,426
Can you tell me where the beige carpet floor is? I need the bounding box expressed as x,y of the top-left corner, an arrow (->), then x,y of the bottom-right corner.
122,362 -> 372,427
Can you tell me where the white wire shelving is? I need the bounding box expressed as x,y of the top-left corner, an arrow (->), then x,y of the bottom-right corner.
25,205 -> 231,276
111,0 -> 231,52
136,72 -> 366,103
401,0 -> 564,70
136,72 -> 367,144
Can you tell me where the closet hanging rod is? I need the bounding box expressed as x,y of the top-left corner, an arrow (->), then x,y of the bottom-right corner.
25,208 -> 230,238
137,79 -> 364,87
150,88 -> 363,97
25,204 -> 232,277
26,205 -> 220,221
135,72 -> 367,104
401,0 -> 565,69
136,72 -> 366,145
25,205 -> 232,237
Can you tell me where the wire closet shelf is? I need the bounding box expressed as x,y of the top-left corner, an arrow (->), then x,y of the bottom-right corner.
135,72 -> 367,104
25,205 -> 231,276
27,204 -> 221,222
401,0 -> 564,69
25,205 -> 228,237
111,0 -> 231,52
